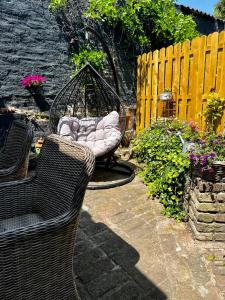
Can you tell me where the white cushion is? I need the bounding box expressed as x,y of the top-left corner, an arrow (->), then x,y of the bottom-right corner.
57,111 -> 122,157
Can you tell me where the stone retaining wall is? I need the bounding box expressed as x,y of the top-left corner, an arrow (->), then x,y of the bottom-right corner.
187,178 -> 225,241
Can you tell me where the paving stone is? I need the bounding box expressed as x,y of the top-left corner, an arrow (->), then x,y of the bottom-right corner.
110,210 -> 134,224
77,258 -> 116,284
74,247 -> 107,273
109,247 -> 140,275
86,269 -> 130,298
100,280 -> 146,300
82,221 -> 109,237
75,238 -> 96,256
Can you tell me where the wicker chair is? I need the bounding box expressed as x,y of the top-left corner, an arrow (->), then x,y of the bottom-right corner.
0,134 -> 95,300
0,119 -> 33,182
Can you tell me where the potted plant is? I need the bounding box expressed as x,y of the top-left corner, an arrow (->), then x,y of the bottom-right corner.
159,88 -> 172,101
21,75 -> 50,111
189,134 -> 225,182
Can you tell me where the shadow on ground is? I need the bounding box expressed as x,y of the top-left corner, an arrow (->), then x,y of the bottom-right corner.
74,211 -> 167,300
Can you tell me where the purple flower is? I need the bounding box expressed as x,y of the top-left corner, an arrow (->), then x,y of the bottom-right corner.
213,140 -> 219,145
189,153 -> 195,160
209,152 -> 216,158
201,159 -> 207,167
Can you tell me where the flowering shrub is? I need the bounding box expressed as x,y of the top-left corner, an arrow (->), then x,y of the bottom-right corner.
21,75 -> 46,89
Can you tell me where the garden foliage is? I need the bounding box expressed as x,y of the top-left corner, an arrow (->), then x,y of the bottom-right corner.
132,120 -> 199,220
70,48 -> 106,75
49,0 -> 198,50
85,0 -> 198,48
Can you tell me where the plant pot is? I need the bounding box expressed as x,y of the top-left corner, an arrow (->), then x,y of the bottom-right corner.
191,162 -> 225,182
159,91 -> 172,101
27,86 -> 50,112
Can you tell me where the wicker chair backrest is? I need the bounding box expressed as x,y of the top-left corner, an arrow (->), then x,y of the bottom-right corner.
3,119 -> 33,165
34,134 -> 95,219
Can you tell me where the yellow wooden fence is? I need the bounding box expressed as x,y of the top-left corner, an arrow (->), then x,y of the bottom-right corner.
136,31 -> 225,134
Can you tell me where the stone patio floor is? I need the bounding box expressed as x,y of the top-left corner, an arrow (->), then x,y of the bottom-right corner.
75,176 -> 225,300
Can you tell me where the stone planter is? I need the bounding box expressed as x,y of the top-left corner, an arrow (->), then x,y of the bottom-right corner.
186,177 -> 225,241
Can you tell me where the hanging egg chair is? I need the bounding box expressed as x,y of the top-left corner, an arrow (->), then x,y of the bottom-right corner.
49,63 -> 134,189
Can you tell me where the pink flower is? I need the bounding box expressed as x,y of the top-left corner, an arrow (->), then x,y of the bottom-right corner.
21,75 -> 46,89
188,121 -> 199,132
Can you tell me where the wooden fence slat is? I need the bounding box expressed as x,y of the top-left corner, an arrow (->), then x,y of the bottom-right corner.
217,31 -> 225,133
152,50 -> 159,121
158,48 -> 166,118
189,36 -> 199,122
136,55 -> 142,133
165,45 -> 174,117
145,53 -> 151,128
180,40 -> 190,122
196,35 -> 207,132
140,53 -> 147,131
173,43 -> 181,118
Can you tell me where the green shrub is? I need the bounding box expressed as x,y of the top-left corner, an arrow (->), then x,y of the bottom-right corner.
132,120 -> 196,220
70,48 -> 106,76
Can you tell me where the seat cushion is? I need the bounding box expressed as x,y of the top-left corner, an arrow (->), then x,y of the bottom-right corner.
57,116 -> 79,141
57,111 -> 122,157
0,213 -> 44,233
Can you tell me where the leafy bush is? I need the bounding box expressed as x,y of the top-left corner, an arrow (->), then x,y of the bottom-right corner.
70,48 -> 106,75
132,120 -> 196,220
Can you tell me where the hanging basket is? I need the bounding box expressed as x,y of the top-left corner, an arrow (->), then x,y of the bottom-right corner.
191,161 -> 225,182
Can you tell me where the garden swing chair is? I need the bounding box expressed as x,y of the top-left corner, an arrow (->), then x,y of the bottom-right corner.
49,63 -> 134,189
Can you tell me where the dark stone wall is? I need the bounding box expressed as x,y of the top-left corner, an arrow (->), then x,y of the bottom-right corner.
0,0 -> 71,109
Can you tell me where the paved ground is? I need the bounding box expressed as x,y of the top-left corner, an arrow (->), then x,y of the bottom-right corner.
74,176 -> 225,300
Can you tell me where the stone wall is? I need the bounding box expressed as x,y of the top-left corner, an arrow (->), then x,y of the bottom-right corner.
187,177 -> 225,241
0,0 -> 71,109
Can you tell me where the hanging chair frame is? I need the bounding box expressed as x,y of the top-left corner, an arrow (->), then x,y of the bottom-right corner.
49,63 -> 134,189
